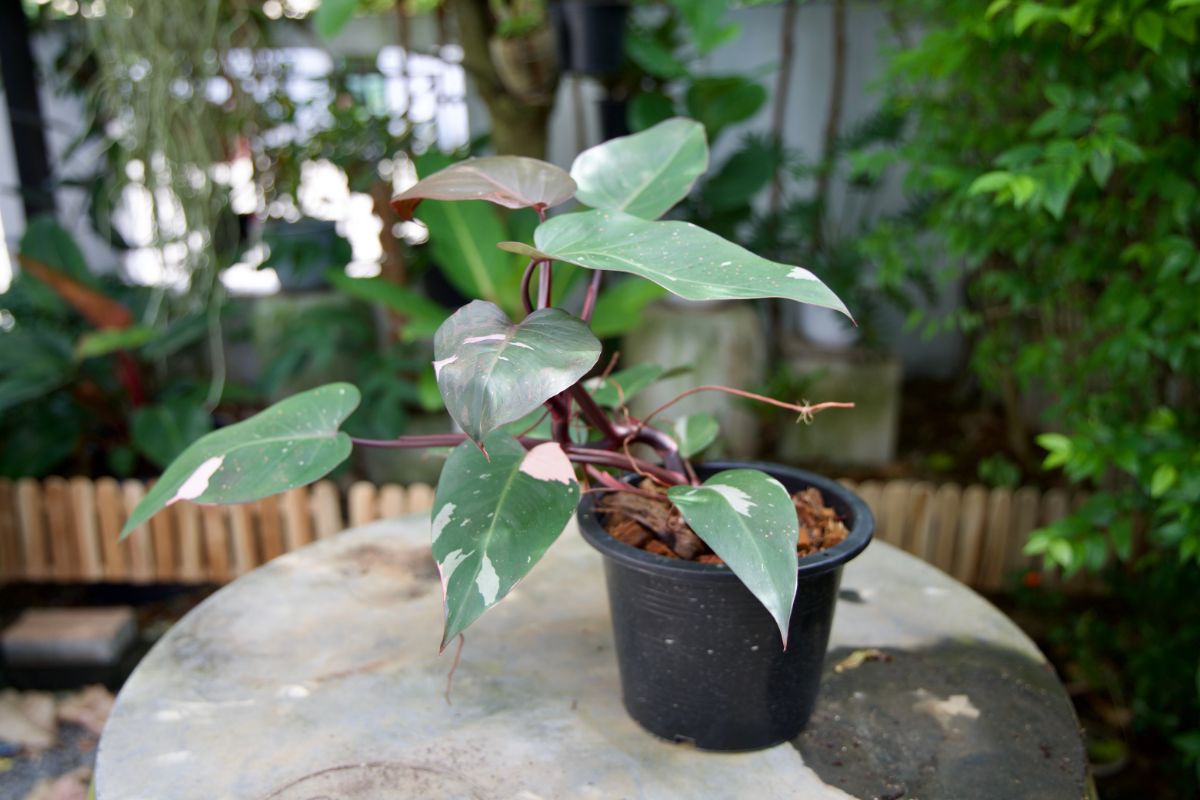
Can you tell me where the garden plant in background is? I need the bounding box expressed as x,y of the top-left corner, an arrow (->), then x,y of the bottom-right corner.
866,0 -> 1200,790
118,118 -> 873,749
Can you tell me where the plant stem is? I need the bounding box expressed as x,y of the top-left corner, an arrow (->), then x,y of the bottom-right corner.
537,260 -> 552,308
638,385 -> 855,428
580,269 -> 603,322
570,384 -> 621,444
520,258 -> 537,314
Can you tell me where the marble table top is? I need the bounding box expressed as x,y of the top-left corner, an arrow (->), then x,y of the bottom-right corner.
95,514 -> 1089,799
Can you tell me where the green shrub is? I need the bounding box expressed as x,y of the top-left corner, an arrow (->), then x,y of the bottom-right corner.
868,0 -> 1200,786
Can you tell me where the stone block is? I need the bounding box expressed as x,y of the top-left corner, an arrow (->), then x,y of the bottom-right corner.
2,607 -> 136,668
777,344 -> 903,466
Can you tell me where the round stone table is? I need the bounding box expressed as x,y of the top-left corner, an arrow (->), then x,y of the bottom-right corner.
95,516 -> 1090,799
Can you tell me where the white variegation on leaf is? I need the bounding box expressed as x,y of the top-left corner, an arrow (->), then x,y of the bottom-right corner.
433,300 -> 601,446
498,210 -> 851,318
390,156 -> 576,220
431,432 -> 580,648
570,117 -> 708,220
120,383 -> 361,538
668,469 -> 799,645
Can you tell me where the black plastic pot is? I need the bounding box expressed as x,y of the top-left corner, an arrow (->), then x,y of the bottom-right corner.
552,1 -> 629,75
577,461 -> 874,751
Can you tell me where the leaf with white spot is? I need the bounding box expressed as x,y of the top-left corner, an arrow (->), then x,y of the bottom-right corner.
669,414 -> 720,458
431,432 -> 580,648
120,383 -> 360,538
498,210 -> 851,317
390,156 -> 576,220
570,117 -> 708,220
668,469 -> 799,645
433,300 -> 601,446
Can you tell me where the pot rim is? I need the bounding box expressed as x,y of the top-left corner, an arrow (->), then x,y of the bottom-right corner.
577,461 -> 874,581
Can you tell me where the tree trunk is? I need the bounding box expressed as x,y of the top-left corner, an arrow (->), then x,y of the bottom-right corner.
448,0 -> 554,159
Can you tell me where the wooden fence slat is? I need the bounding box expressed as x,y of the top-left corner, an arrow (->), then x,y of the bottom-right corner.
378,485 -> 407,519
95,478 -> 127,581
121,481 -> 156,584
406,483 -> 435,515
348,482 -> 378,528
44,478 -> 79,581
202,506 -> 232,583
229,504 -> 258,576
257,495 -> 285,563
930,483 -> 961,574
979,488 -> 1013,592
149,499 -> 177,582
282,487 -> 314,550
311,482 -> 342,539
906,482 -> 937,563
952,485 -> 988,585
175,502 -> 204,583
70,477 -> 103,581
0,480 -> 21,580
854,480 -> 883,525
878,481 -> 911,548
16,479 -> 48,580
1007,486 -> 1040,580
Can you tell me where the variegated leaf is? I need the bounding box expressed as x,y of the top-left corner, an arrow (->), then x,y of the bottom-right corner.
433,300 -> 601,446
432,432 -> 580,648
498,210 -> 851,317
120,383 -> 360,538
668,469 -> 799,645
569,117 -> 708,220
391,156 -> 576,220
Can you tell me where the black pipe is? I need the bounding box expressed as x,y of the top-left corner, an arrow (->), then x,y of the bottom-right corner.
0,0 -> 57,218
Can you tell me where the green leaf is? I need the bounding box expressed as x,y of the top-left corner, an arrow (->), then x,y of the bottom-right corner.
1014,3 -> 1055,34
326,270 -> 449,341
585,363 -> 665,407
570,118 -> 708,220
500,210 -> 851,316
418,199 -> 512,311
1088,149 -> 1113,187
75,326 -> 156,359
391,156 -> 576,220
676,0 -> 741,54
431,432 -> 580,648
1134,11 -> 1164,52
141,314 -> 208,361
588,277 -> 667,338
313,0 -> 359,39
1151,464 -> 1178,498
432,301 -> 601,446
131,400 -> 214,469
669,414 -> 720,458
1038,432 -> 1073,469
627,92 -> 677,133
700,139 -> 782,211
120,383 -> 360,538
968,171 -> 1012,195
685,76 -> 766,141
668,469 -> 799,644
17,216 -> 95,316
625,35 -> 688,79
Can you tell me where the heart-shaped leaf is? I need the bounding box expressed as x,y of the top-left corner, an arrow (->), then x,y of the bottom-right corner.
391,156 -> 576,220
570,118 -> 708,220
120,383 -> 360,538
432,432 -> 580,648
500,210 -> 851,317
433,301 -> 601,446
669,414 -> 720,458
668,469 -> 799,645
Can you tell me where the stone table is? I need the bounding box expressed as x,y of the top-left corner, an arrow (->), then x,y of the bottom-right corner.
95,515 -> 1089,800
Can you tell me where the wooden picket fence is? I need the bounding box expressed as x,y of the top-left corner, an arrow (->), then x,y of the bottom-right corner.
0,476 -> 1089,592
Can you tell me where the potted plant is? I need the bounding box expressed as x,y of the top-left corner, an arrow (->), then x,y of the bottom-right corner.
121,118 -> 874,751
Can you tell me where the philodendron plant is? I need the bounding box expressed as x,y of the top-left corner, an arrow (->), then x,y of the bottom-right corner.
123,118 -> 853,650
